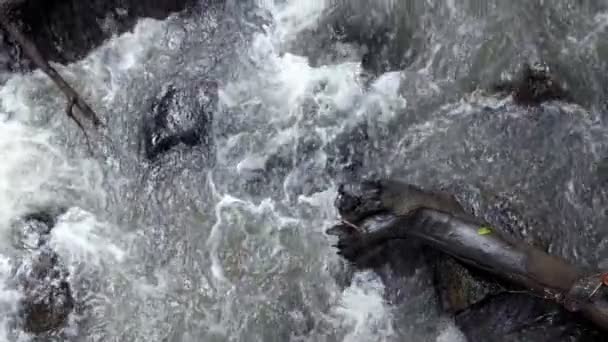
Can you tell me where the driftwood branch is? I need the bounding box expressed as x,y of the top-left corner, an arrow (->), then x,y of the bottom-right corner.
328,180 -> 608,331
0,12 -> 103,130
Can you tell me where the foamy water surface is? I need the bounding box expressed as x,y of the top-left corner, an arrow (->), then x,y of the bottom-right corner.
0,1 -> 607,341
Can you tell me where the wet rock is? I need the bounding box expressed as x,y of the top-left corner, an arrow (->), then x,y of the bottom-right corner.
286,0 -> 421,74
594,157 -> 608,184
491,62 -> 572,106
10,209 -> 74,334
455,293 -> 603,342
325,121 -> 371,182
433,256 -> 503,314
141,80 -> 217,161
481,194 -> 553,252
17,247 -> 74,334
0,0 -> 197,74
10,207 -> 67,249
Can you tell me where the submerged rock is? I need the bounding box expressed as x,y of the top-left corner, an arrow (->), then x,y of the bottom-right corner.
11,207 -> 66,249
491,62 -> 572,106
10,208 -> 74,334
17,246 -> 73,334
286,0 -> 422,74
141,80 -> 217,161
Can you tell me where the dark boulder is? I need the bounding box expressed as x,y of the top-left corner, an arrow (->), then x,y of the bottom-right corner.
9,208 -> 74,334
17,246 -> 74,334
491,62 -> 573,106
455,293 -> 603,342
140,80 -> 217,161
0,0 -> 197,74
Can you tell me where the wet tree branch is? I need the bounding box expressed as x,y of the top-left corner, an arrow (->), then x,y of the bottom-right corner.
329,179 -> 608,331
0,11 -> 104,131
332,208 -> 608,331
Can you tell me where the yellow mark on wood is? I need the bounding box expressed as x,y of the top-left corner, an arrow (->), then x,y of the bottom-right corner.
477,226 -> 493,235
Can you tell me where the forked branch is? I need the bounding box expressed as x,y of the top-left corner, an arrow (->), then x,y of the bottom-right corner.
0,12 -> 104,130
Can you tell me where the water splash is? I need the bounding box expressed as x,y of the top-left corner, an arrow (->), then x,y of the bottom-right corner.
331,271 -> 395,342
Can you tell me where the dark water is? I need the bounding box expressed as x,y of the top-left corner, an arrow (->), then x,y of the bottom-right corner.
0,0 -> 607,341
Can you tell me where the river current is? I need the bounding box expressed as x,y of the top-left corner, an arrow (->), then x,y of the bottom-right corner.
1,0 -> 608,341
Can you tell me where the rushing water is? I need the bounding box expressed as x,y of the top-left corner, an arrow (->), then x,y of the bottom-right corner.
1,0 -> 608,341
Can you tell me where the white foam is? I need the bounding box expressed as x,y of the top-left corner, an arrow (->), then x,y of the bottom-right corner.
216,3 -> 409,339
49,207 -> 126,267
0,15 -> 171,341
0,122 -> 59,228
223,28 -> 405,179
258,0 -> 331,44
435,320 -> 468,342
0,0 -> 504,340
331,271 -> 395,342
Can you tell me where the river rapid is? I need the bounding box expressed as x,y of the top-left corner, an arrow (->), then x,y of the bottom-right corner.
1,0 -> 608,341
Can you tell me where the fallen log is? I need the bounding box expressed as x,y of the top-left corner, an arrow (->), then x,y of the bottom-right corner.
327,179 -> 608,331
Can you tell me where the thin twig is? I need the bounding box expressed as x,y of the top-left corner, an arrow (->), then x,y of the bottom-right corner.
340,219 -> 363,232
65,96 -> 94,154
588,282 -> 604,300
